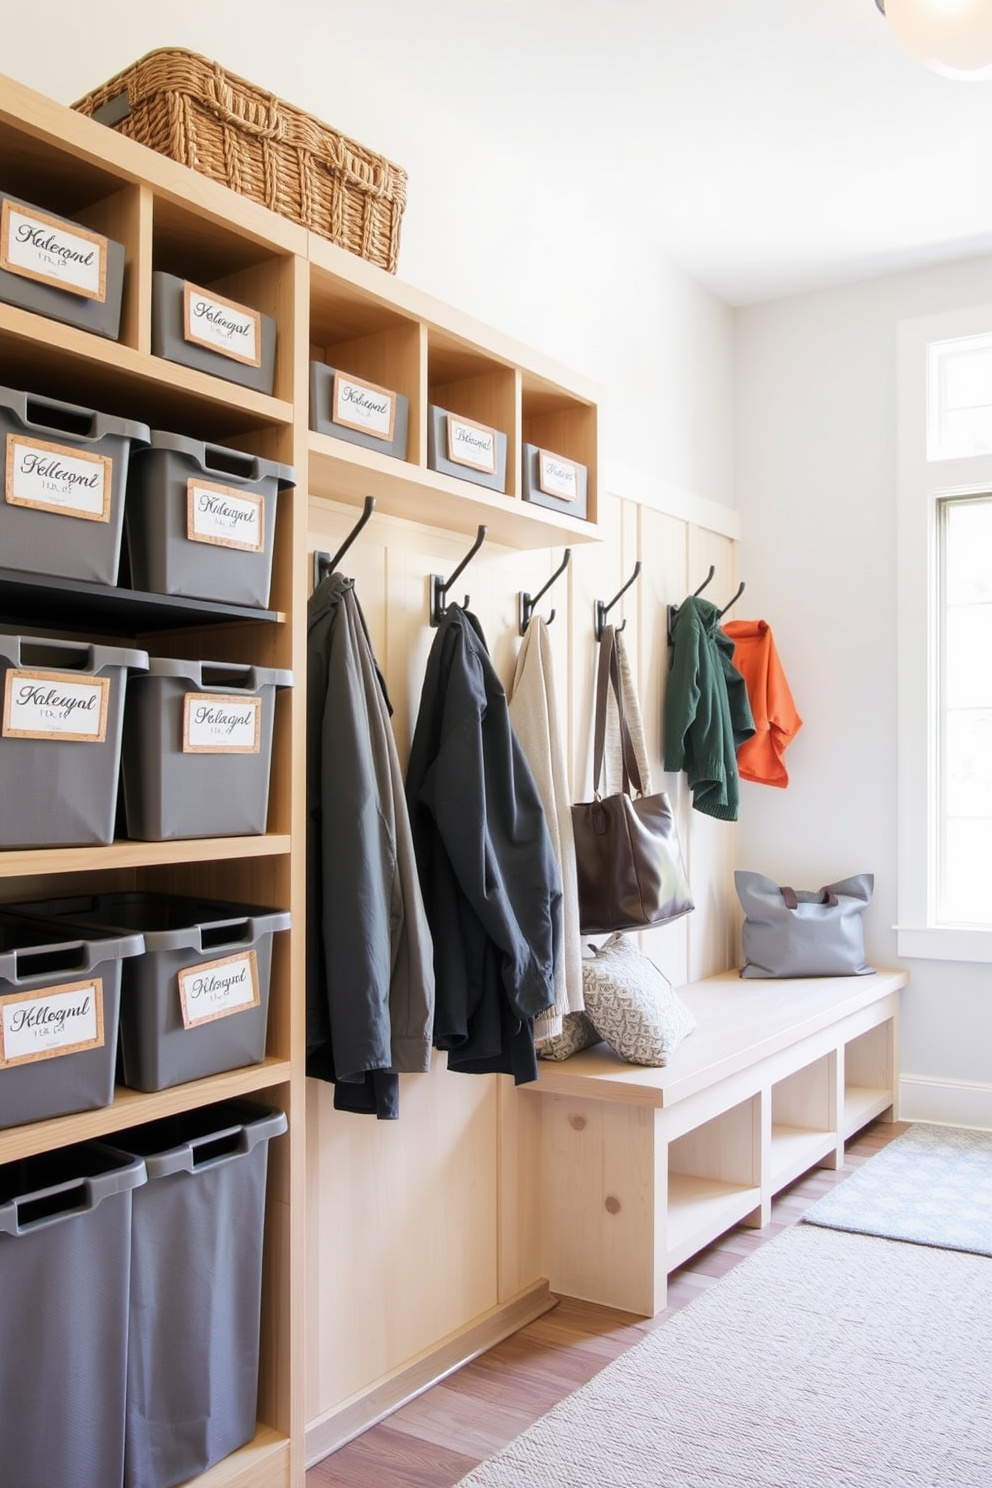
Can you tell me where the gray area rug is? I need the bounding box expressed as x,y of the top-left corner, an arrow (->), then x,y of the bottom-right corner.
804,1122 -> 992,1255
453,1224 -> 992,1488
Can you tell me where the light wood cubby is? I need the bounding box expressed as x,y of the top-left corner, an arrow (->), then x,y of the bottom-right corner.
0,67 -> 602,1488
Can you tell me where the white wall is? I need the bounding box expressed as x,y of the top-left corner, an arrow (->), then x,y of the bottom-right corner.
1,0 -> 735,505
736,254 -> 992,1128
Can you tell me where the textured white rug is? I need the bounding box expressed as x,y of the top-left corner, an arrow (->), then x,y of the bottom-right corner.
803,1122 -> 992,1255
453,1224 -> 992,1488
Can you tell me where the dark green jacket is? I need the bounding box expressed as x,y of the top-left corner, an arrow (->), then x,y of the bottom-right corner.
663,597 -> 755,821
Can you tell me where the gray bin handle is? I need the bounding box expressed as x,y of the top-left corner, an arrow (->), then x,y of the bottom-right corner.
0,1152 -> 146,1237
145,1108 -> 288,1179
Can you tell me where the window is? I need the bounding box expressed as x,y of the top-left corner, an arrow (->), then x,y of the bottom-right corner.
897,311 -> 992,962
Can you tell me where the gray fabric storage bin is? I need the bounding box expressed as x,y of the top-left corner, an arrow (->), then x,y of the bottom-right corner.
427,403 -> 507,492
0,384 -> 150,584
0,914 -> 142,1126
151,271 -> 277,394
11,892 -> 290,1092
0,633 -> 149,848
521,442 -> 589,520
126,432 -> 295,607
309,360 -> 409,460
109,1101 -> 287,1488
0,1142 -> 146,1488
0,189 -> 126,340
121,657 -> 292,841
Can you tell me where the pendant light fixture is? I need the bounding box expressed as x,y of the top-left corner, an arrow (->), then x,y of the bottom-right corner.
875,0 -> 992,81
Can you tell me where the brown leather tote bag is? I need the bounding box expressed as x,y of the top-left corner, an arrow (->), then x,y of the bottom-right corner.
571,627 -> 694,935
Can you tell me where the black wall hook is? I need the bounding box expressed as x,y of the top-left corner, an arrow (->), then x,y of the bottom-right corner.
313,495 -> 376,588
518,548 -> 571,636
430,524 -> 488,626
594,561 -> 642,641
667,567 -> 745,643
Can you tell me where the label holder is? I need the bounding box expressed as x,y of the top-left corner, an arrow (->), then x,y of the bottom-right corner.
186,479 -> 265,553
182,281 -> 263,369
177,949 -> 260,1029
446,412 -> 498,474
0,976 -> 105,1068
2,667 -> 110,743
332,371 -> 397,442
182,690 -> 262,754
0,199 -> 108,303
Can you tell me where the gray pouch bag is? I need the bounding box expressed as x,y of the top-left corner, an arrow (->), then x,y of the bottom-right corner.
735,871 -> 875,979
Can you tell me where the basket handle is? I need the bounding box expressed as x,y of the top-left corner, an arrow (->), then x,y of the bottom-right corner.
204,69 -> 284,142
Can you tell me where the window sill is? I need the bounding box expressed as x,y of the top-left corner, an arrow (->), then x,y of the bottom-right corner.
895,925 -> 992,965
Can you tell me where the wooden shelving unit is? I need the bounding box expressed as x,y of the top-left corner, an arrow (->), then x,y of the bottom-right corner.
0,68 -> 602,1488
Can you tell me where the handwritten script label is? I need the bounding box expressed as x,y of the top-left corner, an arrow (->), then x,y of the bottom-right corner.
538,449 -> 580,503
178,950 -> 260,1029
187,480 -> 264,552
0,977 -> 104,1067
183,691 -> 261,754
6,435 -> 112,522
332,372 -> 396,441
183,283 -> 262,367
1,200 -> 107,302
446,413 -> 497,474
3,667 -> 110,743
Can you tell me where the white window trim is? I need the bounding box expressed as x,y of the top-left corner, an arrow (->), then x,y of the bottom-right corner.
896,305 -> 992,964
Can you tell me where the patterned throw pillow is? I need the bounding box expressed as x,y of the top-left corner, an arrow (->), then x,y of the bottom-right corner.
581,934 -> 695,1066
536,1011 -> 602,1061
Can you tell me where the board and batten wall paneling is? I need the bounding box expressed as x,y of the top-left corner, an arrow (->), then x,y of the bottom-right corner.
304,490 -> 738,1432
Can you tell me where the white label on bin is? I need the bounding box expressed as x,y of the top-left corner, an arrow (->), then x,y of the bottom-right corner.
0,977 -> 104,1068
178,949 -> 260,1029
5,435 -> 112,522
187,479 -> 265,553
0,200 -> 108,303
332,373 -> 397,441
183,282 -> 262,368
2,668 -> 110,743
446,413 -> 497,474
183,691 -> 261,753
538,449 -> 580,503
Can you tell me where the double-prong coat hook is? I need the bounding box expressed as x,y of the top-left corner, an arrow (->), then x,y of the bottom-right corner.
667,566 -> 746,642
313,495 -> 376,588
430,524 -> 488,626
594,561 -> 642,642
518,548 -> 572,636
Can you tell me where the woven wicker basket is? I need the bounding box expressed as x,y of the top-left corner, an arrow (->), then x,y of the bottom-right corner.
73,48 -> 407,274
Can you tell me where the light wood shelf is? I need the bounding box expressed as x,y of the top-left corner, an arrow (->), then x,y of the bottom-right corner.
0,1059 -> 292,1164
769,1124 -> 838,1189
0,63 -> 604,1488
666,1174 -> 762,1270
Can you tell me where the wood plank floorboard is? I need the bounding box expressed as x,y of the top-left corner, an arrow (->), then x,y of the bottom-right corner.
308,1118 -> 911,1488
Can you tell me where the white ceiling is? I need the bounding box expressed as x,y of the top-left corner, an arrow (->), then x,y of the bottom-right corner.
350,0 -> 992,306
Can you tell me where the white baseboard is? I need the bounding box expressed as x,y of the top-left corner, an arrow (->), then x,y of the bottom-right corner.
898,1075 -> 992,1131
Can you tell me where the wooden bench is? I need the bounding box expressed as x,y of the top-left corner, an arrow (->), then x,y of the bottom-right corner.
521,968 -> 908,1316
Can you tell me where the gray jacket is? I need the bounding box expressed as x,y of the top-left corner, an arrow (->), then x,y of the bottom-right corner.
306,573 -> 434,1117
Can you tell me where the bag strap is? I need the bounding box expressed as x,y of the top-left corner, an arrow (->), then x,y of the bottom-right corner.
780,886 -> 840,910
592,627 -> 643,796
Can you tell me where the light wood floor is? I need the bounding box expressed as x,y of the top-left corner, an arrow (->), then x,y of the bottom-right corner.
307,1117 -> 910,1488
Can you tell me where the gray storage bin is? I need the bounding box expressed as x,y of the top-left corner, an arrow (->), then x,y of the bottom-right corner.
0,189 -> 126,340
427,403 -> 507,492
11,892 -> 290,1092
521,442 -> 589,520
0,633 -> 149,848
309,360 -> 409,460
122,657 -> 292,841
0,1142 -> 146,1488
109,1101 -> 287,1488
0,384 -> 150,584
126,432 -> 295,607
151,271 -> 276,394
0,914 -> 142,1126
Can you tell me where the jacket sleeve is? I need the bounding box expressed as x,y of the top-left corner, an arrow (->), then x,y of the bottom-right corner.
663,609 -> 703,772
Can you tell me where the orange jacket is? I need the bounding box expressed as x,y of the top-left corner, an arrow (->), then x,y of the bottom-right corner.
721,620 -> 802,787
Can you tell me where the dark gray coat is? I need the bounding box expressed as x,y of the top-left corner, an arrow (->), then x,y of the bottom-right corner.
405,605 -> 561,1084
306,573 -> 434,1118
